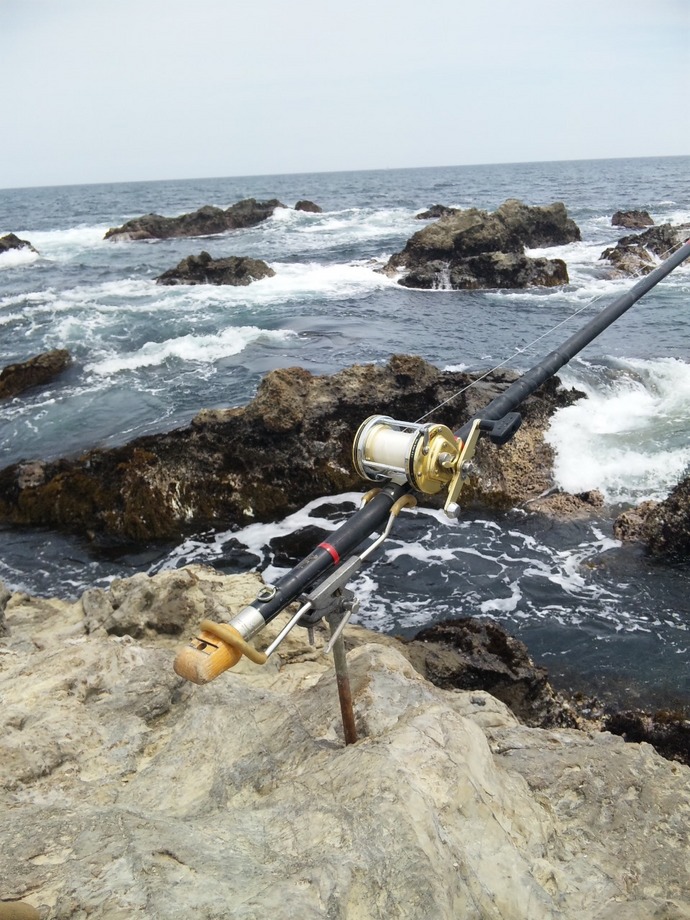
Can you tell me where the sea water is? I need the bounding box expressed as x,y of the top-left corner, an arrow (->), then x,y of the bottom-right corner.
1,156 -> 689,708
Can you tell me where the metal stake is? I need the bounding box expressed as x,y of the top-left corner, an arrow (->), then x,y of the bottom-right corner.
327,611 -> 358,745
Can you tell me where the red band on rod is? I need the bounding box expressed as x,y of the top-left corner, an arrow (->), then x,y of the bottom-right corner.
318,542 -> 340,565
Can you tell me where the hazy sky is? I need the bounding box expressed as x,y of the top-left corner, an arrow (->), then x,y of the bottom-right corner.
1,0 -> 688,188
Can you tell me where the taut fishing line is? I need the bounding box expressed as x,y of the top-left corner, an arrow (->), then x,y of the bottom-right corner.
415,237 -> 690,425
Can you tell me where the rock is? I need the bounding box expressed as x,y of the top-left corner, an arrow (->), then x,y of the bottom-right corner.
397,252 -> 568,290
405,617 -> 579,728
0,355 -> 582,542
612,209 -> 654,229
0,566 -> 689,919
0,350 -> 72,400
294,199 -> 322,213
603,709 -> 690,764
386,199 -> 579,290
613,500 -> 658,545
104,198 -> 286,241
636,475 -> 690,561
415,204 -> 461,220
0,233 -> 38,255
600,223 -> 689,276
155,251 -> 275,286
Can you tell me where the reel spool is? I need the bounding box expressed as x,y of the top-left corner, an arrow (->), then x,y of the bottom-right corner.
353,415 -> 481,516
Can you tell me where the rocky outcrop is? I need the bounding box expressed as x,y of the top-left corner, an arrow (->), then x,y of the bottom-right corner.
600,223 -> 689,276
611,209 -> 654,229
1,566 -> 689,919
0,355 -> 581,543
0,233 -> 38,255
385,199 -> 579,290
0,350 -> 72,400
615,474 -> 690,562
155,251 -> 275,286
603,708 -> 690,765
104,198 -> 285,241
294,199 -> 322,213
416,204 -> 461,220
405,617 -> 579,729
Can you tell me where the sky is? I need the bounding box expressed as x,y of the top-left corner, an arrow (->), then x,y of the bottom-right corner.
1,0 -> 688,189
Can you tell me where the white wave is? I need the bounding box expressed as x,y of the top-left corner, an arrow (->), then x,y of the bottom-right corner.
547,356 -> 690,503
86,325 -> 297,376
0,247 -> 40,269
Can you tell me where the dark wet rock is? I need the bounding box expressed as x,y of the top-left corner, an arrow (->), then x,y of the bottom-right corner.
600,223 -> 689,276
104,198 -> 285,241
637,476 -> 690,561
294,200 -> 322,213
155,251 -> 275,286
415,204 -> 461,220
386,199 -> 579,290
603,709 -> 690,766
613,500 -> 658,545
405,617 -> 579,729
397,252 -> 568,290
0,350 -> 72,400
611,209 -> 654,229
0,355 -> 582,543
0,233 -> 38,255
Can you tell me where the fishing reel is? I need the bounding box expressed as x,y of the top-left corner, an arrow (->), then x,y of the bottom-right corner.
352,415 -> 483,518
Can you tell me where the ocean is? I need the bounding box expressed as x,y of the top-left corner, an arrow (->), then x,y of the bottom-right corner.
1,156 -> 689,709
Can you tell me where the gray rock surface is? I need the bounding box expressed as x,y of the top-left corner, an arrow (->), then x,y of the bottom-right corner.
1,567 -> 688,919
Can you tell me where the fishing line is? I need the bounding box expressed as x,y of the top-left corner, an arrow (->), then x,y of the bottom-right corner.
415,237 -> 690,425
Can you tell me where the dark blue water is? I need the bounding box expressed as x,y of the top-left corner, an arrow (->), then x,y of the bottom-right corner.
1,156 -> 689,708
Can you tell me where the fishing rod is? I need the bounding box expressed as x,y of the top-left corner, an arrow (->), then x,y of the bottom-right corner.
174,237 -> 690,687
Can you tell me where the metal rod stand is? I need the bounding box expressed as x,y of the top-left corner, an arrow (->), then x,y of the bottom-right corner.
327,611 -> 358,745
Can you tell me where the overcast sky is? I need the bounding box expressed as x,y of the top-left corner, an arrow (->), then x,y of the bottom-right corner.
1,0 -> 688,189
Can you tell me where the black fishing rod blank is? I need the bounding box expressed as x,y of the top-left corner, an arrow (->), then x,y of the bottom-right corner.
174,237 -> 690,685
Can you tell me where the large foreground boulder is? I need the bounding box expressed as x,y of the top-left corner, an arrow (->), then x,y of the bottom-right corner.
104,198 -> 285,241
0,350 -> 72,400
385,199 -> 579,290
0,355 -> 582,543
1,566 -> 689,919
156,251 -> 275,286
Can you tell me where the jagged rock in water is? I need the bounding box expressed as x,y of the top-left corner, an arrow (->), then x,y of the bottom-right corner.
155,251 -> 275,286
415,204 -> 461,220
385,199 -> 579,290
1,566 -> 689,919
0,233 -> 38,255
104,198 -> 285,241
294,199 -> 322,213
600,223 -> 689,276
611,209 -> 654,229
0,350 -> 72,400
405,617 -> 579,728
0,355 -> 582,542
619,475 -> 690,561
603,708 -> 690,765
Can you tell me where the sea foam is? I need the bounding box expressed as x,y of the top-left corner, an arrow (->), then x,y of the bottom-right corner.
547,356 -> 690,503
